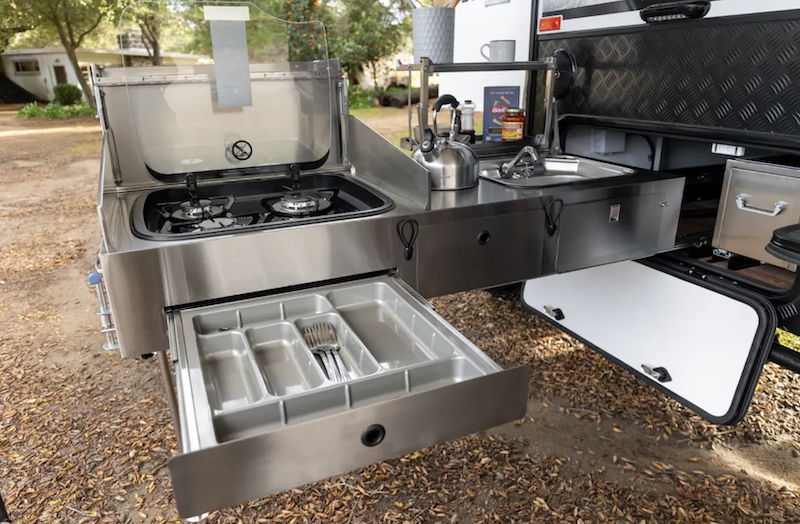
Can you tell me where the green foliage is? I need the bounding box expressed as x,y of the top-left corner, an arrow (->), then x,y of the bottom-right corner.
15,102 -> 43,119
53,83 -> 82,105
17,102 -> 96,119
67,102 -> 98,117
348,86 -> 375,109
180,1 -> 313,63
326,0 -> 405,93
41,103 -> 69,119
8,0 -> 121,107
285,0 -> 328,62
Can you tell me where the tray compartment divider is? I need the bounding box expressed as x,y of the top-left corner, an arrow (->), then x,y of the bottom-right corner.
194,330 -> 270,414
245,321 -> 329,397
328,283 -> 457,366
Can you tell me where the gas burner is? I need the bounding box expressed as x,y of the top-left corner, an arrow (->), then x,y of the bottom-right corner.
138,173 -> 391,239
266,189 -> 339,217
172,199 -> 225,220
158,195 -> 235,222
191,217 -> 237,230
159,213 -> 266,234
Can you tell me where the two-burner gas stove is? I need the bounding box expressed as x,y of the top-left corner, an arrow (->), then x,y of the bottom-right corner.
131,168 -> 394,240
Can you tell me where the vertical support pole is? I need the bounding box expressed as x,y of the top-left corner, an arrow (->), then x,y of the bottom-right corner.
158,350 -> 183,454
338,77 -> 350,167
541,58 -> 557,152
89,256 -> 119,352
416,57 -> 432,143
407,66 -> 414,147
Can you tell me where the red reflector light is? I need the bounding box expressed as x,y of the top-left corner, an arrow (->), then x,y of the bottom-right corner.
539,15 -> 562,32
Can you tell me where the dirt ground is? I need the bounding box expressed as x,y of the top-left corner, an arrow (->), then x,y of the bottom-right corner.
1,105 -> 799,523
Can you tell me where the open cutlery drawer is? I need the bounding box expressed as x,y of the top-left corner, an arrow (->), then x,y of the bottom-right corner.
167,275 -> 529,518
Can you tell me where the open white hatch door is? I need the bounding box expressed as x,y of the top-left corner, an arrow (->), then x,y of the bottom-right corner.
522,259 -> 777,425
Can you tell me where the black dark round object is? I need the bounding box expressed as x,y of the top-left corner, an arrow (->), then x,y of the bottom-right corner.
477,230 -> 491,245
553,49 -> 577,100
361,424 -> 386,447
231,140 -> 253,160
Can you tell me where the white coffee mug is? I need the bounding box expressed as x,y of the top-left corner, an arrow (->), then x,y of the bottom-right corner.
480,40 -> 515,62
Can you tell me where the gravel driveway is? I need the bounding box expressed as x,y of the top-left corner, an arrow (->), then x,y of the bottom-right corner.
1,106 -> 799,523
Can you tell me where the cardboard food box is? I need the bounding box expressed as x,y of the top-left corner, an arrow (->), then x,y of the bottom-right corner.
483,86 -> 521,142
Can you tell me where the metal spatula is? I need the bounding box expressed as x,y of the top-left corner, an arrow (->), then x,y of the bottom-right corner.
303,322 -> 348,382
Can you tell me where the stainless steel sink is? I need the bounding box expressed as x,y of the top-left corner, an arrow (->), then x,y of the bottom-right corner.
479,155 -> 635,188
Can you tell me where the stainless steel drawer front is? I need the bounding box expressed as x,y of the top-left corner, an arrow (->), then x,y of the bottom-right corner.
416,211 -> 544,297
168,275 -> 529,517
170,365 -> 528,517
556,193 -> 664,273
714,160 -> 800,270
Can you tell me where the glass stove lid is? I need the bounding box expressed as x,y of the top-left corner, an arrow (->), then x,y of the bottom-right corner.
118,1 -> 332,177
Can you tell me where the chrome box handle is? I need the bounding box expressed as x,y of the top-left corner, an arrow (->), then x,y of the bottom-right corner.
736,193 -> 788,217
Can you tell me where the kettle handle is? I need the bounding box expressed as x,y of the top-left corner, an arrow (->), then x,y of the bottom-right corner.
432,94 -> 459,112
431,95 -> 459,140
420,128 -> 435,153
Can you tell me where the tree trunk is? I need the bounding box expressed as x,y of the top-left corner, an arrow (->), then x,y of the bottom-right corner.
63,44 -> 95,107
50,13 -> 98,108
370,61 -> 379,98
152,39 -> 161,66
140,15 -> 162,66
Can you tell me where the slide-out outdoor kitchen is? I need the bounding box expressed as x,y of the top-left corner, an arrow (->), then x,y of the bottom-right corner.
83,0 -> 800,519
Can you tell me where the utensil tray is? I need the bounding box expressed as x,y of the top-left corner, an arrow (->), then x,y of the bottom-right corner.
167,275 -> 528,518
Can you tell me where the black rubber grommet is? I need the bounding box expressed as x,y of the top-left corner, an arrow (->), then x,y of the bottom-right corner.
477,230 -> 491,245
361,424 -> 386,447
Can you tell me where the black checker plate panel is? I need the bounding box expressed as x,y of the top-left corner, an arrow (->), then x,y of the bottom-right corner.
537,17 -> 800,147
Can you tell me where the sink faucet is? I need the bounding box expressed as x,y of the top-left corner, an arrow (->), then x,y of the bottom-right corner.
502,146 -> 545,177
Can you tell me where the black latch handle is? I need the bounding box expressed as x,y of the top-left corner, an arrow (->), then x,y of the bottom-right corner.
543,305 -> 565,321
397,218 -> 419,261
642,365 -> 672,383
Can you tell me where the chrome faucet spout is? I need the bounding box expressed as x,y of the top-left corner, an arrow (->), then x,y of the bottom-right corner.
502,146 -> 544,176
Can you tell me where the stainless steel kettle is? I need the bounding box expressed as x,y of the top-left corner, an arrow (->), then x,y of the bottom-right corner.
413,95 -> 479,191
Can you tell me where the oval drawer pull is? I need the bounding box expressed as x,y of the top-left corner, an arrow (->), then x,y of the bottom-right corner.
736,193 -> 788,217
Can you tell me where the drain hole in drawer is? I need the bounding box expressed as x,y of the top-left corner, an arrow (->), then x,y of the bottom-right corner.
246,323 -> 325,396
193,311 -> 239,334
198,333 -> 264,411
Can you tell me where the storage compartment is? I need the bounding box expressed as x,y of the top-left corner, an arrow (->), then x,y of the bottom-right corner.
522,258 -> 776,424
169,275 -> 529,518
556,193 -> 665,273
416,211 -> 545,297
246,323 -> 325,397
197,333 -> 266,412
329,282 -> 451,367
713,160 -> 800,270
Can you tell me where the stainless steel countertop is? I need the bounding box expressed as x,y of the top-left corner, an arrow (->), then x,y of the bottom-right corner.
102,167 -> 680,255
